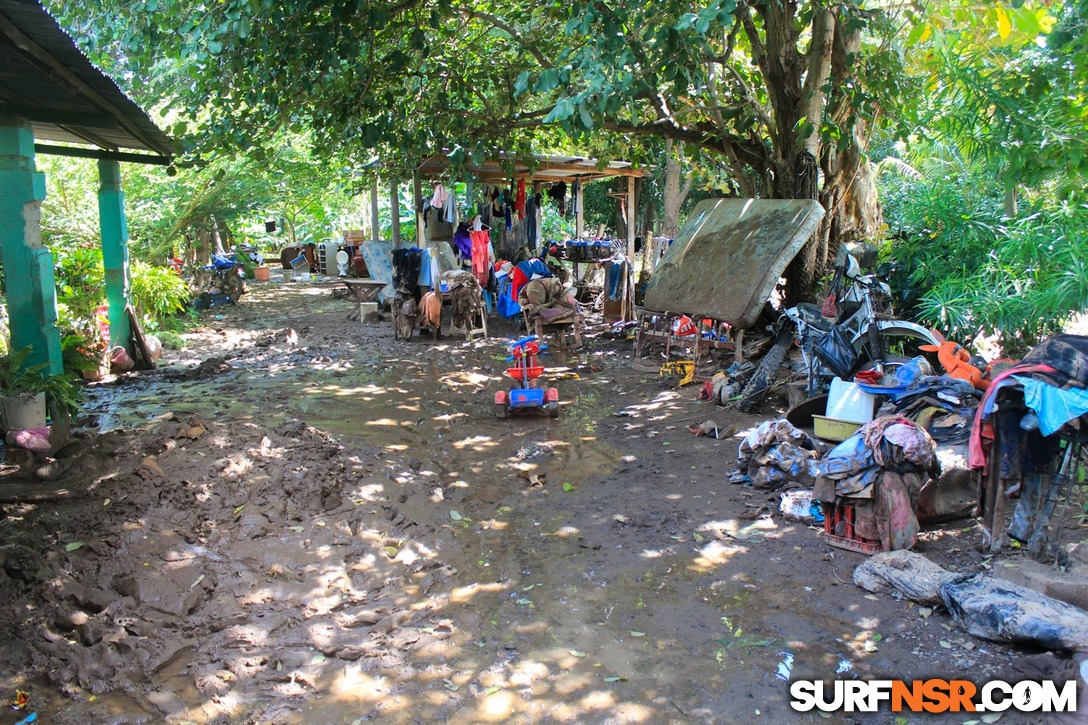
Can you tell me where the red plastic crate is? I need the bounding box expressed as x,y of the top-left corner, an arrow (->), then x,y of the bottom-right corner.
821,499 -> 882,554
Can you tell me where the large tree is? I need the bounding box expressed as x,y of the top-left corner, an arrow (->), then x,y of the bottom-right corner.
53,0 -> 947,301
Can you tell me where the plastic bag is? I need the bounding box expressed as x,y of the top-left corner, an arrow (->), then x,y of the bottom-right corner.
814,325 -> 858,379
939,573 -> 1088,651
853,550 -> 957,605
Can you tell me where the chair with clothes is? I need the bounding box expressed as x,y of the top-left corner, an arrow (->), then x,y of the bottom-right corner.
444,270 -> 488,340
517,277 -> 583,351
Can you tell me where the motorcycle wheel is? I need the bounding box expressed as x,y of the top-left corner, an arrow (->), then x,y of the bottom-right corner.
857,323 -> 940,369
737,325 -> 793,413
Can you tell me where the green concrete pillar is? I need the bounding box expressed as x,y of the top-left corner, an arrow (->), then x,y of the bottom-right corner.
0,115 -> 62,374
98,159 -> 131,350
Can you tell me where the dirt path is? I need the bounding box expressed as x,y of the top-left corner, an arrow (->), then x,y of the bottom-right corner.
0,282 -> 1055,723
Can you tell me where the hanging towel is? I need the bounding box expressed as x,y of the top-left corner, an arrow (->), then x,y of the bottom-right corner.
431,184 -> 448,209
469,230 -> 491,284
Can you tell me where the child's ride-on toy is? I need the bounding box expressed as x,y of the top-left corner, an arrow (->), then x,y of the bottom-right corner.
495,335 -> 559,418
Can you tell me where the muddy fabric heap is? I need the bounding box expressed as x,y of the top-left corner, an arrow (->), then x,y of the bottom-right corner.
879,377 -> 981,444
516,277 -> 578,325
444,271 -> 484,330
729,419 -> 821,490
814,416 -> 937,551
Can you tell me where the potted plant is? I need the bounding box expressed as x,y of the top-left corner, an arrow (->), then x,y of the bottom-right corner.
0,347 -> 82,432
62,323 -> 110,381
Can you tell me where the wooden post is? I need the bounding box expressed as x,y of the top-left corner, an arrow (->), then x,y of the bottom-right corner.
625,175 -> 636,321
575,177 -> 584,239
413,172 -> 425,246
390,179 -> 401,248
370,178 -> 380,241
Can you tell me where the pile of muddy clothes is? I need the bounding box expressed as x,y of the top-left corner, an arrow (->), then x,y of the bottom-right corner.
730,416 -> 939,551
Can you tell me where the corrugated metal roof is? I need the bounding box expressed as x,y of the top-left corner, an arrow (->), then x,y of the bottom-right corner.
0,0 -> 173,158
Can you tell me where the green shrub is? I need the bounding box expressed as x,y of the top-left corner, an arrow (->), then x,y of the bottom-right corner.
882,167 -> 1088,353
130,260 -> 191,331
155,330 -> 186,350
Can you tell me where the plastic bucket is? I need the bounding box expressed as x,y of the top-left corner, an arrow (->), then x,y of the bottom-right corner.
826,378 -> 876,423
254,266 -> 271,282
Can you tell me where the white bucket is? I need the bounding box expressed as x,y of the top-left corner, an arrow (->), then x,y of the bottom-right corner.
0,392 -> 47,432
826,377 -> 876,424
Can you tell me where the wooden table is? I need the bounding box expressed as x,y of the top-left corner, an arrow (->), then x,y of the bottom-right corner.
342,279 -> 388,320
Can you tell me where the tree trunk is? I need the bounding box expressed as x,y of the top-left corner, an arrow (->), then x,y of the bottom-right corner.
662,138 -> 693,239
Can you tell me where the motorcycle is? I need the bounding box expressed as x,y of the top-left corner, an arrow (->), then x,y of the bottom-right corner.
190,250 -> 246,308
737,247 -> 942,411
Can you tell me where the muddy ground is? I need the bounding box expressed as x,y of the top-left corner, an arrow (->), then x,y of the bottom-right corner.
0,280 -> 1081,724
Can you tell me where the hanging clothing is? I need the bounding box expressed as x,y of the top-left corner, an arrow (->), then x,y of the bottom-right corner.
418,248 -> 433,288
444,189 -> 459,226
526,193 -> 539,250
417,248 -> 440,290
547,181 -> 568,215
469,230 -> 492,285
571,178 -> 581,216
431,184 -> 448,209
516,180 -> 527,220
504,203 -> 512,230
392,248 -> 424,299
606,259 -> 626,300
452,223 -> 472,261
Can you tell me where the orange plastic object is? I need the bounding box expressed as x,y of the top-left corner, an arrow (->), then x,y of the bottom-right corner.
507,366 -> 544,382
919,340 -> 989,390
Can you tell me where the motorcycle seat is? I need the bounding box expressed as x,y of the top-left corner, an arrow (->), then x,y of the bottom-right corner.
796,302 -> 834,332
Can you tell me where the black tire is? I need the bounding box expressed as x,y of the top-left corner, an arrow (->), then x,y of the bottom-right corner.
547,402 -> 559,419
496,403 -> 508,419
737,325 -> 793,412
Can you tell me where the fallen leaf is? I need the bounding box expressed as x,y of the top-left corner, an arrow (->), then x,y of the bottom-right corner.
103,498 -> 111,507
872,633 -> 883,642
981,714 -> 1004,723
693,532 -> 705,543
612,514 -> 628,523
603,676 -> 626,682
485,685 -> 503,696
569,650 -> 586,657
939,640 -> 952,649
311,654 -> 326,664
64,541 -> 85,552
522,584 -> 536,591
449,510 -> 463,521
919,607 -> 933,618
563,482 -> 575,492
630,631 -> 646,637
864,594 -> 879,601
384,546 -> 399,557
289,526 -> 304,532
233,504 -> 247,517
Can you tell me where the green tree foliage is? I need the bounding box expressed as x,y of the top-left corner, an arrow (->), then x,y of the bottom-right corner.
48,0 -> 920,299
